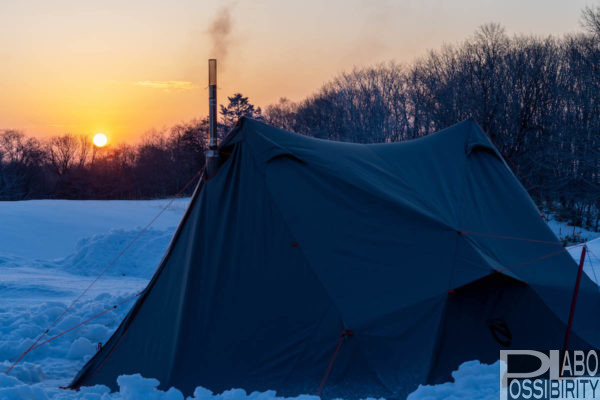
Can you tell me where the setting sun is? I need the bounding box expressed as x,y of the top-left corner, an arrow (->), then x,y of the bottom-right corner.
93,133 -> 108,147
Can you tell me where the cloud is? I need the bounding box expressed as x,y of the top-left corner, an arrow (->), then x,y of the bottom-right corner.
135,81 -> 198,90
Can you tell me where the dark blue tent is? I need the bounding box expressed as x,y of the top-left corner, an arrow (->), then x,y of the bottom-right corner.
70,118 -> 600,398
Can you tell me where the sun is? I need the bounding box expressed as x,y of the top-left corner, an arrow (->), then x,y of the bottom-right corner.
93,133 -> 108,147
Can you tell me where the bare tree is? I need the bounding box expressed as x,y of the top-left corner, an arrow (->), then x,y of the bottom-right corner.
265,98 -> 297,131
582,4 -> 600,37
0,130 -> 45,199
77,135 -> 92,167
47,134 -> 80,176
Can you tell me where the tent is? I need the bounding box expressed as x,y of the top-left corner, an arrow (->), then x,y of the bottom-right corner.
69,118 -> 600,399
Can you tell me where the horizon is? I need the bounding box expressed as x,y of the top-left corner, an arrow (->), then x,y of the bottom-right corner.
0,0 -> 591,143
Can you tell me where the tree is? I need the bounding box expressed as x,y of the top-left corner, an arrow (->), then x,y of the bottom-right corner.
265,98 -> 297,131
0,130 -> 45,200
582,4 -> 600,37
47,134 -> 80,176
168,119 -> 208,193
46,134 -> 91,174
220,93 -> 263,129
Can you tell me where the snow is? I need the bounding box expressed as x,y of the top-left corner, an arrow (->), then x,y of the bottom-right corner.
546,214 -> 600,244
407,360 -> 503,400
547,214 -> 600,284
0,199 -> 190,399
568,237 -> 600,286
0,199 -> 598,399
0,199 -> 190,260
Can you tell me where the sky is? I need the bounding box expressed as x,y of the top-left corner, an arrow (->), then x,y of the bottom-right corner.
0,0 -> 592,143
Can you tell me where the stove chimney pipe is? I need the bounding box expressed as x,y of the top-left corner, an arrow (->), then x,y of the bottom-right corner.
206,59 -> 218,175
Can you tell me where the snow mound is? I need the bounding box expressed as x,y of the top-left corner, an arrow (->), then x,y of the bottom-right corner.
0,294 -> 137,363
67,338 -> 96,360
2,363 -> 500,400
56,228 -> 174,278
39,373 -> 357,400
408,360 -> 501,400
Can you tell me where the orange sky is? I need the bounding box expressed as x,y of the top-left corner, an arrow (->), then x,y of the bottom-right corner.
0,0 -> 590,143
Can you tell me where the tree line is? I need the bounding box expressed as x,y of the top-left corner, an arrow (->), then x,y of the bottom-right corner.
1,5 -> 599,230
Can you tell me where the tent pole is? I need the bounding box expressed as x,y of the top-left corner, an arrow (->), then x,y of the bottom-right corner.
206,58 -> 219,176
562,245 -> 587,357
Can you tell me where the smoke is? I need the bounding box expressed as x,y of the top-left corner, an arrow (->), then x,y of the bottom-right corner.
208,6 -> 234,64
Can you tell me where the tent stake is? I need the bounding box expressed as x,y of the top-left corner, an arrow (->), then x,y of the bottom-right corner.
562,245 -> 587,358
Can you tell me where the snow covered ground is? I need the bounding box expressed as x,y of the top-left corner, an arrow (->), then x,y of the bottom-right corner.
0,200 -> 598,400
0,199 -> 190,260
546,214 -> 600,244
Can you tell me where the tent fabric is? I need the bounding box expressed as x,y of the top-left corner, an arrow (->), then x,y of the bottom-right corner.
69,118 -> 600,399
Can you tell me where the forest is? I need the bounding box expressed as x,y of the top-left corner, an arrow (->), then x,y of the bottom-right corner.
1,5 -> 599,231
